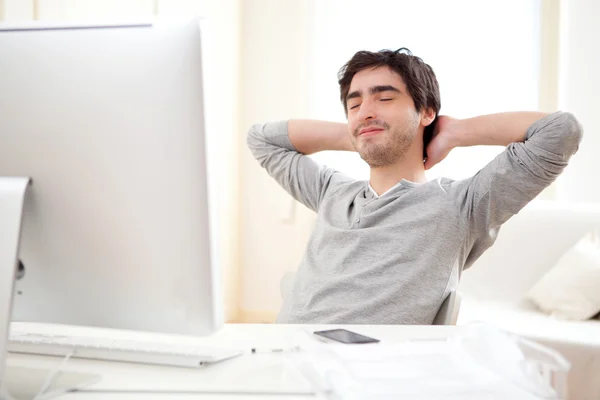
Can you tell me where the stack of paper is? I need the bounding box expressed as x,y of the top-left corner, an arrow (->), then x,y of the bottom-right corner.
286,324 -> 569,400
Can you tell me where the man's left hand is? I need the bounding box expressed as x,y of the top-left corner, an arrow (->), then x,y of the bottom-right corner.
424,115 -> 457,170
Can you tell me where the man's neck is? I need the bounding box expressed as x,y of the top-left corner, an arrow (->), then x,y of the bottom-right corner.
369,158 -> 427,196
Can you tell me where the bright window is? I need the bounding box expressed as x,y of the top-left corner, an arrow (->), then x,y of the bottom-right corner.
307,0 -> 541,181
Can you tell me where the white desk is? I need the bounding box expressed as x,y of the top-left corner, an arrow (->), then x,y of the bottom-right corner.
5,323 -> 463,399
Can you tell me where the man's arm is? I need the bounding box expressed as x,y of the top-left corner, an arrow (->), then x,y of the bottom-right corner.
424,112 -> 549,169
429,111 -> 583,269
288,120 -> 353,155
247,120 -> 354,212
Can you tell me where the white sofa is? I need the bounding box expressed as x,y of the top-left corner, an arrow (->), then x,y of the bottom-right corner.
458,200 -> 600,400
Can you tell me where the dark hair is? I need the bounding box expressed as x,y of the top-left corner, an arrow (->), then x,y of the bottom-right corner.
338,48 -> 441,158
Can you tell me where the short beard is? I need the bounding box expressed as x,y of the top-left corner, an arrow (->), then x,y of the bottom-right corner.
353,118 -> 418,168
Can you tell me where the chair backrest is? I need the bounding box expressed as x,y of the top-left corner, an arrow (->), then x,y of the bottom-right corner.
432,290 -> 461,325
280,272 -> 461,325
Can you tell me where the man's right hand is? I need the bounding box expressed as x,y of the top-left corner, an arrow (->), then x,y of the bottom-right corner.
424,116 -> 459,170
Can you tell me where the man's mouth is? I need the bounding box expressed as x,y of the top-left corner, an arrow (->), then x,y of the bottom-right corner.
359,127 -> 384,136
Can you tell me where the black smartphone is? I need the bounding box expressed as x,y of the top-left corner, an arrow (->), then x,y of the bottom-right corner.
313,328 -> 380,344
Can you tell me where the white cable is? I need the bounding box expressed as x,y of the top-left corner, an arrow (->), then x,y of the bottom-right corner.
32,350 -> 74,400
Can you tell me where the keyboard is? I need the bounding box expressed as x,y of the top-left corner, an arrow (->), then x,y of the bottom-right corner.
8,332 -> 244,368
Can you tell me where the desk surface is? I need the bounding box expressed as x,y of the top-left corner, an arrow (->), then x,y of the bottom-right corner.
6,323 -> 463,399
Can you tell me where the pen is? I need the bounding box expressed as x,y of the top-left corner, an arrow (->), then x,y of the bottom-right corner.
250,347 -> 285,354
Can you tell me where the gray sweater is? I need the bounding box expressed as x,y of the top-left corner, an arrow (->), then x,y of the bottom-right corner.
247,112 -> 582,324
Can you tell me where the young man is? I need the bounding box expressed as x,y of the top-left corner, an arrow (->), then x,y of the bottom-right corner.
247,48 -> 583,325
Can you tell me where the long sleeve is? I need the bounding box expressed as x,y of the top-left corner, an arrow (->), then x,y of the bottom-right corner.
247,121 -> 352,212
460,111 -> 584,269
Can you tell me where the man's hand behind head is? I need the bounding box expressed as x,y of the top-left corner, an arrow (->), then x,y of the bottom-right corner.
424,115 -> 458,170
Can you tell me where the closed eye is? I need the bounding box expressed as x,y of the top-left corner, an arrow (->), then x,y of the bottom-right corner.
349,104 -> 360,110
380,98 -> 392,102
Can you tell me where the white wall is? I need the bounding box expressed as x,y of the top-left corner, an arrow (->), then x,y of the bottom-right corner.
555,0 -> 600,202
239,0 -> 319,322
37,0 -> 155,19
0,0 -> 34,20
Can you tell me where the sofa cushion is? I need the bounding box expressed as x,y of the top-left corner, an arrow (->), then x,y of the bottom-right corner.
526,232 -> 600,320
458,297 -> 600,344
459,201 -> 600,304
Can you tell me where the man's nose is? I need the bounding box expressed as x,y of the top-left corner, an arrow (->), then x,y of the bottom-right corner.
357,99 -> 376,122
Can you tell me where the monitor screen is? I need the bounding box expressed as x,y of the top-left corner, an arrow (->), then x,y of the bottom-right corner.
0,18 -> 221,337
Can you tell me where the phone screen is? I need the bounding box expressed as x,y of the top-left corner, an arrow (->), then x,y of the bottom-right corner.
313,329 -> 380,344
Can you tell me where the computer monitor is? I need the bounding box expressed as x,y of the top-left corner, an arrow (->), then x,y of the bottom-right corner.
0,18 -> 221,378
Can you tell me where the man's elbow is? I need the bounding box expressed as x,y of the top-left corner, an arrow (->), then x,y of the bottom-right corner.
246,123 -> 263,150
561,112 -> 584,155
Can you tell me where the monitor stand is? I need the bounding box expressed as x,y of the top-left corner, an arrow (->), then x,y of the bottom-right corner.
0,177 -> 30,384
0,178 -> 102,398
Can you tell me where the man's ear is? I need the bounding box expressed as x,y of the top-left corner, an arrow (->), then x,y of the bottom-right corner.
420,108 -> 436,127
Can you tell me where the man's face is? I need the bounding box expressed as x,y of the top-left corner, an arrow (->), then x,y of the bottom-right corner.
346,66 -> 421,168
